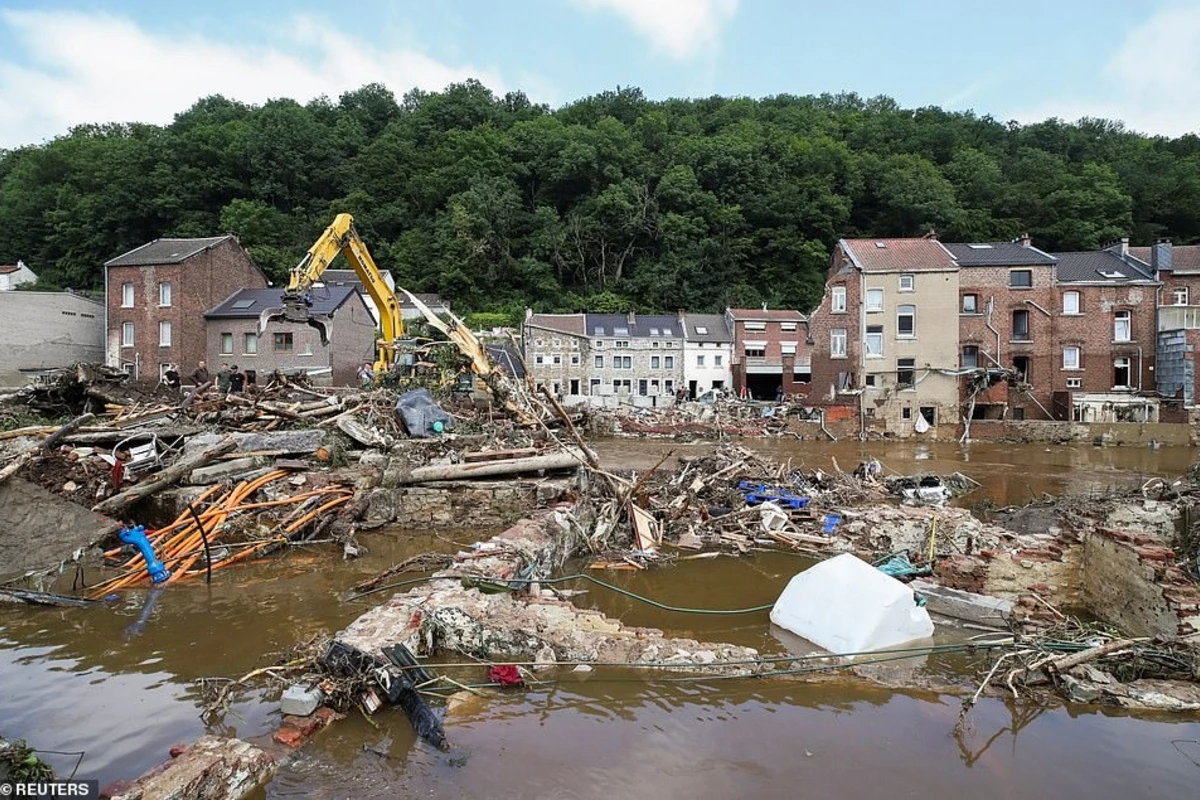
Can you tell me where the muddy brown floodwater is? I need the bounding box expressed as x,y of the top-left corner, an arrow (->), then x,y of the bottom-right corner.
1,442 -> 1199,798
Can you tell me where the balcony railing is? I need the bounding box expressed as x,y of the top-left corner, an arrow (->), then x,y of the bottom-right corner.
1159,305 -> 1200,331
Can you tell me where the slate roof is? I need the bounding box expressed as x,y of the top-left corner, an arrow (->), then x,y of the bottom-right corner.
840,238 -> 957,272
526,313 -> 586,336
681,313 -> 732,343
1052,251 -> 1157,284
401,292 -> 449,309
727,308 -> 806,322
585,313 -> 682,338
1130,245 -> 1200,273
486,343 -> 526,378
944,242 -> 1057,266
106,236 -> 233,267
204,286 -> 363,318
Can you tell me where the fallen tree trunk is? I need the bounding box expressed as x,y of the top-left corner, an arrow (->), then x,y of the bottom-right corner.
396,449 -> 586,485
93,437 -> 238,515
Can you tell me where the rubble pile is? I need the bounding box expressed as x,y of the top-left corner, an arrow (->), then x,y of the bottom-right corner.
587,399 -> 830,440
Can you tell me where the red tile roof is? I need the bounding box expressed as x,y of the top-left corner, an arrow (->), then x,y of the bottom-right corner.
526,313 -> 586,336
841,238 -> 957,272
0,265 -> 19,274
726,308 -> 806,321
1129,245 -> 1200,272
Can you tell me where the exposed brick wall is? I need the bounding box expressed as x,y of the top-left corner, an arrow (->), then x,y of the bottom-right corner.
107,239 -> 266,380
1054,283 -> 1157,396
958,263 -> 1058,418
807,249 -> 862,403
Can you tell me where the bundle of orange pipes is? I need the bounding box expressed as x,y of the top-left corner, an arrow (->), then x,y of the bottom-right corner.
89,470 -> 353,597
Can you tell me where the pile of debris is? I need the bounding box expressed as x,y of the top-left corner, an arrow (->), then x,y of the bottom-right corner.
586,399 -> 832,440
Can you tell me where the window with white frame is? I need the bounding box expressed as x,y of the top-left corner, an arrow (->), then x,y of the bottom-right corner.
571,354 -> 580,365
651,356 -> 661,368
1114,310 -> 1131,342
220,332 -> 233,354
1063,290 -> 1080,314
780,343 -> 797,355
866,289 -> 884,312
594,355 -> 603,368
898,274 -> 914,292
159,320 -> 172,347
121,283 -> 134,307
122,321 -> 134,347
1063,346 -> 1081,370
1066,377 -> 1082,388
158,282 -> 172,307
696,354 -> 706,367
897,305 -> 915,338
830,286 -> 847,313
830,329 -> 847,358
535,354 -> 544,365
743,321 -> 766,331
961,294 -> 978,314
744,345 -> 766,358
865,325 -> 883,357
1174,287 -> 1189,306
244,333 -> 257,354
781,322 -> 797,332
664,356 -> 674,369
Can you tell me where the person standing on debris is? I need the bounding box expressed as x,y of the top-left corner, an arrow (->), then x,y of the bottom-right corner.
190,360 -> 210,388
229,365 -> 245,393
216,363 -> 231,393
358,362 -> 375,387
164,364 -> 181,391
775,384 -> 784,403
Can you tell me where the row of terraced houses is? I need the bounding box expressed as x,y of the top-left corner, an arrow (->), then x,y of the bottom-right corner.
524,236 -> 1200,436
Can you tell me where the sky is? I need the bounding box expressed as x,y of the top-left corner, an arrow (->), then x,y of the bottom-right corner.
0,0 -> 1198,148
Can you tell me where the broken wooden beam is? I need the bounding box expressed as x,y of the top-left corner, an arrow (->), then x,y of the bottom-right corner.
395,449 -> 586,485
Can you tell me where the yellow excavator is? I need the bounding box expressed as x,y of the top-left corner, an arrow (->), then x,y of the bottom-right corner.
261,214 -> 521,413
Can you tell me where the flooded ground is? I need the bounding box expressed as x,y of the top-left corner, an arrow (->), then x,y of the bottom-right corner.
1,441 -> 1199,796
592,438 -> 1196,506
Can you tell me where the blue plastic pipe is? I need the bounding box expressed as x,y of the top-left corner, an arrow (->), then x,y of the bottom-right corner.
118,525 -> 171,584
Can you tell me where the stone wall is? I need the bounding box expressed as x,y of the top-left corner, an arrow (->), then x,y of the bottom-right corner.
966,419 -> 1196,445
363,476 -> 579,530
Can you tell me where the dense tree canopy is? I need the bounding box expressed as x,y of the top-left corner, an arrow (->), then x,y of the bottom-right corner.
2,81 -> 1198,322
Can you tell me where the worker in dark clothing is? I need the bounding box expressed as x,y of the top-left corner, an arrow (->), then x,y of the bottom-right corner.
190,360 -> 210,387
216,363 -> 231,393
164,364 -> 181,391
228,365 -> 245,393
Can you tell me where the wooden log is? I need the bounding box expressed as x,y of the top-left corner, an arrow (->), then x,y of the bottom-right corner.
462,447 -> 539,464
40,412 -> 95,450
395,449 -> 586,485
1046,638 -> 1142,675
92,437 -> 238,515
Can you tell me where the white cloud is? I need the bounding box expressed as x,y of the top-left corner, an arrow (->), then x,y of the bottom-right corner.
575,0 -> 738,60
1015,5 -> 1200,136
0,10 -> 516,148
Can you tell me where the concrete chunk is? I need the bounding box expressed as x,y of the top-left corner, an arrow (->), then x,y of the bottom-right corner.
188,458 -> 260,485
910,580 -> 1013,626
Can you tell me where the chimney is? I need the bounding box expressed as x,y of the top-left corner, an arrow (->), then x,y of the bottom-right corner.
1120,236 -> 1129,257
1152,240 -> 1173,274
762,302 -> 768,311
525,308 -> 533,319
1018,233 -> 1031,247
626,310 -> 636,326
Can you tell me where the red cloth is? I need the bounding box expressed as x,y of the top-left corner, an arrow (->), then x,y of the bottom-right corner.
487,665 -> 524,687
111,459 -> 125,490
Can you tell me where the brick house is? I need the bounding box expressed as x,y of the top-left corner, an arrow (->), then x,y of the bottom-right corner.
1050,242 -> 1159,421
678,312 -> 733,398
946,239 -> 1059,420
522,311 -> 685,404
105,236 -> 267,381
808,238 -> 960,435
725,307 -> 808,400
204,286 -> 376,386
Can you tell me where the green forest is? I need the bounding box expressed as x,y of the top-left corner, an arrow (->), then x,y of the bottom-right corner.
2,81 -> 1199,323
